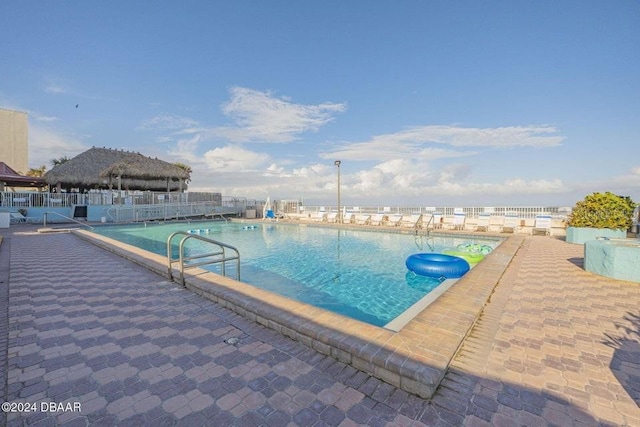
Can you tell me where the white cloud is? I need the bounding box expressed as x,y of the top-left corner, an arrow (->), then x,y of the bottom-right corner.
367,125 -> 564,148
321,125 -> 562,162
212,87 -> 347,143
138,114 -> 199,132
203,145 -> 271,171
28,125 -> 88,168
45,83 -> 65,94
33,114 -> 59,122
167,134 -> 202,164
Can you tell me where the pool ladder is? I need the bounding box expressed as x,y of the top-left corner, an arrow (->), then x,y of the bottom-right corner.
167,231 -> 240,286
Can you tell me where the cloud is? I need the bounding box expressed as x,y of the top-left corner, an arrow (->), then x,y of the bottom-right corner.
45,83 -> 65,94
203,145 -> 271,171
33,114 -> 59,122
211,87 -> 347,143
28,125 -> 88,168
321,125 -> 563,162
138,114 -> 199,132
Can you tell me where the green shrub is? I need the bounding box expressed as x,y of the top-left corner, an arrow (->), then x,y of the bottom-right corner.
567,192 -> 636,230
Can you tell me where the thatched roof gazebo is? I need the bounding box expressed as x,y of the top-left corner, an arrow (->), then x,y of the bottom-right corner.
44,147 -> 190,192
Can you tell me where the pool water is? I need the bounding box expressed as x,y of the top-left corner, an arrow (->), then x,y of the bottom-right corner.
93,222 -> 500,327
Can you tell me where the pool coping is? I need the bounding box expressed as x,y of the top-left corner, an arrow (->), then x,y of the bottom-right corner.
72,226 -> 523,399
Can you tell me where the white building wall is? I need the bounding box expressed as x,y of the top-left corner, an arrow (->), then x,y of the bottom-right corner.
0,108 -> 29,174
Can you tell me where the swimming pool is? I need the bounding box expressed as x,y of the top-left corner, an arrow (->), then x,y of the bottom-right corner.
93,222 -> 500,327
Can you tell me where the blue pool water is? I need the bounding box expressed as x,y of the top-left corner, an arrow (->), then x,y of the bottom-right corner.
93,222 -> 500,327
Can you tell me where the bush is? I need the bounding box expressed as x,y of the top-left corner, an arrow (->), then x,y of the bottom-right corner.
567,192 -> 636,230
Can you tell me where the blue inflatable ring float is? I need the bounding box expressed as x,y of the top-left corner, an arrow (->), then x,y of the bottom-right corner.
406,253 -> 470,279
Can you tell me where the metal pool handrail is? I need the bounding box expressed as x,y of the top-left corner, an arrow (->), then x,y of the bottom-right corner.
44,211 -> 95,230
167,231 -> 240,286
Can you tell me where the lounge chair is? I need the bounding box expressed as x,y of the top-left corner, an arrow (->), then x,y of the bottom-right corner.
448,212 -> 466,230
354,214 -> 371,225
474,213 -> 491,232
425,212 -> 443,230
326,212 -> 338,223
10,212 -> 27,223
400,214 -> 422,228
501,213 -> 520,233
387,214 -> 403,226
370,213 -> 386,226
532,214 -> 552,236
310,211 -> 327,222
342,212 -> 355,224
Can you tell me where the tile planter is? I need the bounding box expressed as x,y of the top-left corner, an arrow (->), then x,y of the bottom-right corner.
584,239 -> 640,283
566,226 -> 626,244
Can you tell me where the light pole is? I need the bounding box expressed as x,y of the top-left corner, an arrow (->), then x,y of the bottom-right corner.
334,160 -> 341,223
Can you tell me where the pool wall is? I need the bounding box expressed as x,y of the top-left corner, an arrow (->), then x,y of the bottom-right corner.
73,228 -> 523,398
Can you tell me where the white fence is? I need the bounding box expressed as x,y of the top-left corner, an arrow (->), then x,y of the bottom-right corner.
281,204 -> 573,219
0,190 -> 226,208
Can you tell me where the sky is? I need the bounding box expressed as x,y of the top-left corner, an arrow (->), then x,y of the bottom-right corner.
1,1 -> 639,207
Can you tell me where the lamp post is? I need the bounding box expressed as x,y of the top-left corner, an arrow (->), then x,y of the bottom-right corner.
334,160 -> 341,223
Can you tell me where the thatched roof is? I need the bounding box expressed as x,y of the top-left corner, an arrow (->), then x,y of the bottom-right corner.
44,147 -> 190,191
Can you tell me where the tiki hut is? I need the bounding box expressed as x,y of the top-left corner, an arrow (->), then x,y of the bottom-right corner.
44,147 -> 190,192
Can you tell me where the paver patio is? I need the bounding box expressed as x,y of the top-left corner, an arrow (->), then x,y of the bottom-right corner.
0,224 -> 638,426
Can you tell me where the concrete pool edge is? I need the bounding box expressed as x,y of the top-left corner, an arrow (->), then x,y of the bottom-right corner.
72,229 -> 524,398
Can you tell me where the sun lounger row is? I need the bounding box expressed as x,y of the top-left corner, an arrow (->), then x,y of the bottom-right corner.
283,211 -> 556,235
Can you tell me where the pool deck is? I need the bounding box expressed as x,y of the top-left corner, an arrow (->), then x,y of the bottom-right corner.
1,224 -> 639,426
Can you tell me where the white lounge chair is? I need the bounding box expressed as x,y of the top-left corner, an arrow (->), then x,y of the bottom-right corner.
387,214 -> 403,226
370,213 -> 386,226
354,214 -> 371,225
342,212 -> 355,224
326,212 -> 338,223
426,212 -> 443,230
475,213 -> 491,232
448,212 -> 466,230
532,214 -> 552,236
501,214 -> 520,233
10,212 -> 27,223
310,211 -> 327,222
400,214 -> 422,228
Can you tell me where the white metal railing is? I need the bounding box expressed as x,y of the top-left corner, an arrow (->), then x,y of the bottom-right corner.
43,212 -> 95,230
106,201 -> 225,223
167,231 -> 240,286
0,190 -> 226,208
295,205 -> 573,219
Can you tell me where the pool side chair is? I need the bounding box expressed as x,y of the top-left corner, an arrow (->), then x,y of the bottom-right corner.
501,214 -> 520,233
326,212 -> 338,223
311,211 -> 327,222
370,213 -> 386,226
387,214 -> 403,226
423,212 -> 442,230
448,212 -> 466,230
474,213 -> 491,232
401,214 -> 422,228
532,214 -> 552,236
10,212 -> 27,223
342,212 -> 355,224
355,214 -> 371,225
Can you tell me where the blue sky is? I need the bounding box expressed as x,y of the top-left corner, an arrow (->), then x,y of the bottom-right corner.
2,1 -> 639,207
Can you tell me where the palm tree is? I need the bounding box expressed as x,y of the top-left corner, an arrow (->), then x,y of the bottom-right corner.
173,162 -> 192,192
26,165 -> 46,177
173,162 -> 192,176
51,156 -> 70,167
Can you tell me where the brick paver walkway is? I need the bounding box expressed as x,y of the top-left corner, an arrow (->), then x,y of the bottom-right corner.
1,227 -> 639,426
